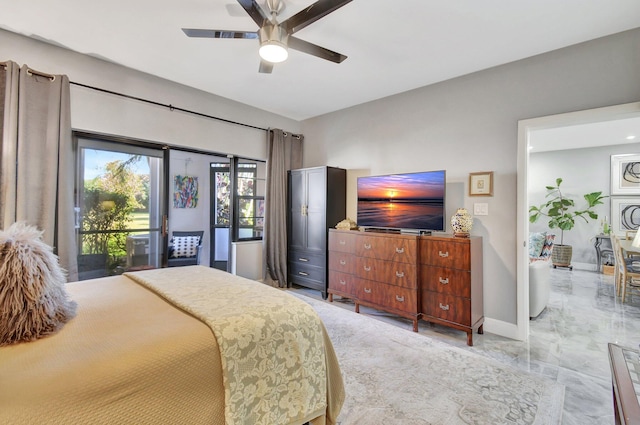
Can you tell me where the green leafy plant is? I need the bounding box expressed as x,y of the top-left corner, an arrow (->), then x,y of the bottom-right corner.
529,178 -> 607,245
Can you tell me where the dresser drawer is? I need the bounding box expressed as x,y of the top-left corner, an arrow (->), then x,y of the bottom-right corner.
289,249 -> 325,268
356,257 -> 417,289
328,271 -> 357,296
421,292 -> 471,326
355,235 -> 417,264
328,231 -> 357,253
288,261 -> 325,283
329,251 -> 356,274
421,266 -> 471,297
420,239 -> 470,269
357,281 -> 417,314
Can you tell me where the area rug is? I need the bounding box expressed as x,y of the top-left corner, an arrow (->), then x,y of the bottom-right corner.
293,294 -> 564,425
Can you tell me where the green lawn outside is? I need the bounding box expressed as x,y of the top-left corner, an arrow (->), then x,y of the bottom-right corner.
128,211 -> 150,233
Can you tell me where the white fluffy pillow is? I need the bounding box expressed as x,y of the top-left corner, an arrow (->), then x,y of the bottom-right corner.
0,222 -> 76,346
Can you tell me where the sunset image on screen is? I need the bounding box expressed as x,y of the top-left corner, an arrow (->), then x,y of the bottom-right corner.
357,170 -> 445,231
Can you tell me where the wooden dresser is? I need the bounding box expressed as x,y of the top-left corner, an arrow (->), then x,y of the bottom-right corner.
328,229 -> 420,331
328,229 -> 484,345
420,235 -> 484,346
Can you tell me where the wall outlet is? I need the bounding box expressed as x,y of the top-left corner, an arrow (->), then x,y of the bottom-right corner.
474,203 -> 489,216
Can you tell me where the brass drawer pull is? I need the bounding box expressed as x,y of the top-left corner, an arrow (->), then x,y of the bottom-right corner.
363,265 -> 371,272
364,243 -> 372,250
340,259 -> 347,265
439,277 -> 449,284
364,287 -> 372,294
395,295 -> 405,302
339,279 -> 346,285
298,271 -> 309,276
339,240 -> 346,245
395,247 -> 404,254
438,251 -> 449,258
299,257 -> 309,262
439,303 -> 450,311
396,271 -> 405,278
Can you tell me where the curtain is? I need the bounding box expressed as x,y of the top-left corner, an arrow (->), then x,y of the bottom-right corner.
0,62 -> 78,281
264,129 -> 302,287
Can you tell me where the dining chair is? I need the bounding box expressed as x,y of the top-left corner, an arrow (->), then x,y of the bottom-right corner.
613,235 -> 640,302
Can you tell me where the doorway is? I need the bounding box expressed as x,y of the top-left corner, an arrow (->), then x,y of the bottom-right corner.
516,101 -> 640,341
209,158 -> 266,272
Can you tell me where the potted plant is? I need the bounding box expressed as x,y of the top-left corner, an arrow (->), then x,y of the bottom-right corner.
529,178 -> 607,268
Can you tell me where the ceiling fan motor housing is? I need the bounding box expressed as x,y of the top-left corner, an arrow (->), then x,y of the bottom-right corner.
258,24 -> 289,63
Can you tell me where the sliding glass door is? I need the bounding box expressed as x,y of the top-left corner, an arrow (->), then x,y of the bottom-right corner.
75,134 -> 166,280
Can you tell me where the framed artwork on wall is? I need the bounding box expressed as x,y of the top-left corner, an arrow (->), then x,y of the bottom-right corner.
469,171 -> 494,196
610,196 -> 640,236
173,175 -> 199,208
611,153 -> 640,195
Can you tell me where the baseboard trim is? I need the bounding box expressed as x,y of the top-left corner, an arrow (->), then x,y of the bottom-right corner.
483,317 -> 524,341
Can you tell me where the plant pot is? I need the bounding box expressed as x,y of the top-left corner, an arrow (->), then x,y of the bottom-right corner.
551,244 -> 572,267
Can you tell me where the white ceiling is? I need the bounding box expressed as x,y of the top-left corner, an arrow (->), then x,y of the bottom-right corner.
2,0 -> 640,123
530,116 -> 640,153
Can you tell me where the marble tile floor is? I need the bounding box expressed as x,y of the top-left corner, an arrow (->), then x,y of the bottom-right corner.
290,268 -> 640,425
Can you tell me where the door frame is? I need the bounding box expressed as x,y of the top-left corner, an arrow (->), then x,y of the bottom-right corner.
516,101 -> 640,341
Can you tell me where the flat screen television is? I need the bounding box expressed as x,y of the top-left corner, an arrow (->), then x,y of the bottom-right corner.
357,170 -> 446,233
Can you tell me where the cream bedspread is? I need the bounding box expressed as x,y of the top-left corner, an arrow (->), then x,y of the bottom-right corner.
124,266 -> 331,425
0,267 -> 344,425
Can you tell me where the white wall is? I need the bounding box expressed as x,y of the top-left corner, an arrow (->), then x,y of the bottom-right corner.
301,28 -> 640,326
529,143 -> 640,269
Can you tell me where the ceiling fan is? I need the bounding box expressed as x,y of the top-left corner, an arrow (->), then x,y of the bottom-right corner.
182,0 -> 352,74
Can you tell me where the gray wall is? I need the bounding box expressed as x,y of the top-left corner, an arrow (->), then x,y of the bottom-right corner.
529,143 -> 640,268
301,28 -> 640,325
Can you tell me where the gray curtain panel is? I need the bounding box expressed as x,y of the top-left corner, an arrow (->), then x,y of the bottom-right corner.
264,129 -> 302,287
0,62 -> 77,281
1,61 -> 19,229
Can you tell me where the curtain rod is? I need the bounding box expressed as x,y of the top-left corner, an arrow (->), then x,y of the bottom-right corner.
27,67 -> 56,81
69,81 -> 268,132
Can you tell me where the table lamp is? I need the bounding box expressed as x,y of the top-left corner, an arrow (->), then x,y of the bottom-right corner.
632,229 -> 640,249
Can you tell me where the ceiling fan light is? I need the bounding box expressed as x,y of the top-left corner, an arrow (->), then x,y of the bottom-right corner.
259,42 -> 288,63
258,25 -> 289,63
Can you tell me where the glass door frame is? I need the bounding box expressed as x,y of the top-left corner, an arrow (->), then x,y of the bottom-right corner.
74,131 -> 169,277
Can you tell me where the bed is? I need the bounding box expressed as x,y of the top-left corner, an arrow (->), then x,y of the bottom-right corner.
0,266 -> 344,425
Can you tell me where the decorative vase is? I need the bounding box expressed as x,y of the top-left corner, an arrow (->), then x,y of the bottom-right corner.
451,208 -> 473,237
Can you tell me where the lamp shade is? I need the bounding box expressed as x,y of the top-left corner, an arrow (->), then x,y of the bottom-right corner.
258,25 -> 289,63
631,229 -> 640,249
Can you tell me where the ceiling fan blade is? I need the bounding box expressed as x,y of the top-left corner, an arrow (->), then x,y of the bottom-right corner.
237,0 -> 269,27
281,0 -> 352,34
288,36 -> 347,63
259,60 -> 274,74
182,28 -> 258,39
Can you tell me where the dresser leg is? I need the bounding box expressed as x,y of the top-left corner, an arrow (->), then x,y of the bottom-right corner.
412,319 -> 419,332
328,293 -> 333,302
355,303 -> 360,314
478,324 -> 484,334
467,332 -> 473,346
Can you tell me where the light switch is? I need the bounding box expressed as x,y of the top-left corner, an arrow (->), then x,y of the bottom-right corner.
474,203 -> 488,216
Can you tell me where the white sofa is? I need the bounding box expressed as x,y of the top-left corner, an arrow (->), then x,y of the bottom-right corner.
528,233 -> 555,318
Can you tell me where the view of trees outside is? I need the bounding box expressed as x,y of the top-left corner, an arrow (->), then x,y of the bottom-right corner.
81,150 -> 150,273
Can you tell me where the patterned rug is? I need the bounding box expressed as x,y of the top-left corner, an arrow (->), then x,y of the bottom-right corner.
293,294 -> 564,425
